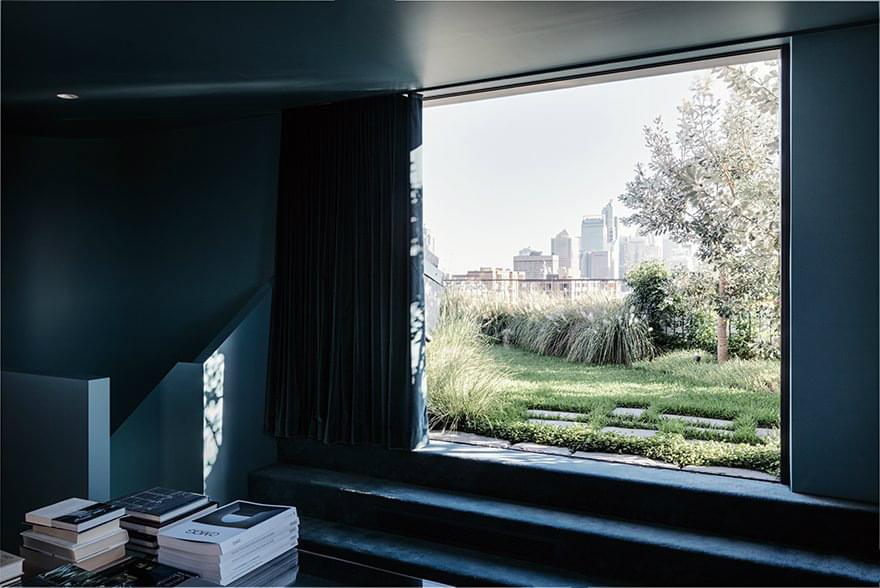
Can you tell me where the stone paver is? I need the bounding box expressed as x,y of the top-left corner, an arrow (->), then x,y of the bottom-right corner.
691,426 -> 734,437
528,418 -> 586,429
660,413 -> 734,429
571,451 -> 678,469
526,409 -> 587,421
683,465 -> 779,482
510,442 -> 573,457
611,407 -> 646,418
600,426 -> 657,438
756,427 -> 776,439
428,431 -> 510,449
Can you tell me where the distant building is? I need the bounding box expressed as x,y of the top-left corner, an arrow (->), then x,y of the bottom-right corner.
619,234 -> 662,279
662,236 -> 696,271
447,267 -> 524,299
551,230 -> 578,277
513,248 -> 559,280
579,216 -> 606,276
586,250 -> 613,279
579,200 -> 620,278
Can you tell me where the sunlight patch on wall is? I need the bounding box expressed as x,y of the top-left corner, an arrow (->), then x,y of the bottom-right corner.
203,350 -> 225,489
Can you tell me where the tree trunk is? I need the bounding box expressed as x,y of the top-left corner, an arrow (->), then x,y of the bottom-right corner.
716,315 -> 729,363
716,273 -> 729,363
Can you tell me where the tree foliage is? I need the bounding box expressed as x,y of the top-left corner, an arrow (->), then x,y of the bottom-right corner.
620,62 -> 781,360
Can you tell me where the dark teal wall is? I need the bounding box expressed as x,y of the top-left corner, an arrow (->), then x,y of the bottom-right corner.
790,24 -> 879,503
204,287 -> 277,504
1,115 -> 280,430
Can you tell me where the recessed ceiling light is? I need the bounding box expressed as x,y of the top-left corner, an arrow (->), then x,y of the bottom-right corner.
56,93 -> 79,100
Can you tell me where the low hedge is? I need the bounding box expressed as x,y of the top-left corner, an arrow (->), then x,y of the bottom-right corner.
465,420 -> 780,476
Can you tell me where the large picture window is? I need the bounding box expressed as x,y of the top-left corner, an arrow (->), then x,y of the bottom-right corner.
422,51 -> 784,480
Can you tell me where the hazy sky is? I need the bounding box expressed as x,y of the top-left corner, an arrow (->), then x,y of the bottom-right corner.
422,66 -> 725,275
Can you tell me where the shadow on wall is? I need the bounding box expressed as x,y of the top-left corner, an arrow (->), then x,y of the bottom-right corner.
110,285 -> 277,504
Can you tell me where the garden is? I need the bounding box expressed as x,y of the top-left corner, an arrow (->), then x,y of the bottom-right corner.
427,278 -> 781,476
425,61 -> 782,476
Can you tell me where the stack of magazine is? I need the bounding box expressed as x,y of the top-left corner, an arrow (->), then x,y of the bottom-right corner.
20,499 -> 127,572
114,488 -> 218,560
157,501 -> 298,586
0,551 -> 24,586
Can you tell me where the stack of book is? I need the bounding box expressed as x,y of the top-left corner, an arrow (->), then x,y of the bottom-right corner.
157,500 -> 298,586
20,498 -> 127,572
0,551 -> 24,586
114,488 -> 217,561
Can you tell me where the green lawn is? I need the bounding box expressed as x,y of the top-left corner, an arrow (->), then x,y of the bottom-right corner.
453,346 -> 781,475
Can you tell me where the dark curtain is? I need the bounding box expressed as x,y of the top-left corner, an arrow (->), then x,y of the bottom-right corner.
265,93 -> 427,449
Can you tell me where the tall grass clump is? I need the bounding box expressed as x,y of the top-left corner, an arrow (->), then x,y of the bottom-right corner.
426,293 -> 509,431
570,304 -> 654,366
445,289 -> 654,366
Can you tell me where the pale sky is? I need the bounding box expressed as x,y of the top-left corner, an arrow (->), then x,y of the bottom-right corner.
422,65 -> 725,275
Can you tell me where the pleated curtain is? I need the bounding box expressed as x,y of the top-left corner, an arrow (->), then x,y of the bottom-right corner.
265,93 -> 427,450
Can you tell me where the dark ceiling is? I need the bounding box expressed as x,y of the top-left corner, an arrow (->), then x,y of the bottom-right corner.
3,1 -> 877,134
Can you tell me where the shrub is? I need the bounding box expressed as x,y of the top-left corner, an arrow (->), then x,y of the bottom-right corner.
626,261 -> 681,349
426,296 -> 508,431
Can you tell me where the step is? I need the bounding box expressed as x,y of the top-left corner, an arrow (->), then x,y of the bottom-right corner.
276,437 -> 879,558
251,464 -> 880,586
299,516 -> 600,587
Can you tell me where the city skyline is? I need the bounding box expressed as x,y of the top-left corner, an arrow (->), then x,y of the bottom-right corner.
422,63 -> 730,276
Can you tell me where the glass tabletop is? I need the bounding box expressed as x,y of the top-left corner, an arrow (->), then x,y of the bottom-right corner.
292,550 -> 448,587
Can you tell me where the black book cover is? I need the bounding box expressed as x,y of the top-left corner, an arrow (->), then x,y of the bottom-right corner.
32,558 -> 196,587
53,503 -> 123,527
113,488 -> 206,518
122,501 -> 218,529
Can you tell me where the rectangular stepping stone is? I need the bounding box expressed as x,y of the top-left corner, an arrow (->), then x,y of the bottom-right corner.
571,451 -> 678,469
611,407 -> 646,418
660,413 -> 733,429
683,465 -> 779,482
600,426 -> 657,438
510,442 -> 573,456
756,427 -> 776,439
528,418 -> 586,429
526,409 -> 587,421
428,431 -> 510,449
691,426 -> 734,437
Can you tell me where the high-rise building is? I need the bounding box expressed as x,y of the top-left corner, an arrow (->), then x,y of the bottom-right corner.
619,235 -> 662,278
662,236 -> 696,271
580,200 -> 620,278
513,248 -> 559,280
551,230 -> 578,277
579,216 -> 606,276
586,250 -> 613,279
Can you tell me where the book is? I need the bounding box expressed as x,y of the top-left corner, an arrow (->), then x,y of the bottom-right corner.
29,520 -> 120,544
32,557 -> 197,586
158,501 -> 296,556
226,548 -> 298,587
121,502 -> 219,536
113,488 -> 209,524
19,545 -> 126,573
21,528 -> 127,561
0,551 -> 23,583
26,499 -> 125,533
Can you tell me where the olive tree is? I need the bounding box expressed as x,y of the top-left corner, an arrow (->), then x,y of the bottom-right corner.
620,63 -> 780,362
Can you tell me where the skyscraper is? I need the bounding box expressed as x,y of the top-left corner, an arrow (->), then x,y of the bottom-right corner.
551,230 -> 578,277
618,234 -> 662,278
513,247 -> 559,280
579,216 -> 606,277
662,236 -> 696,271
